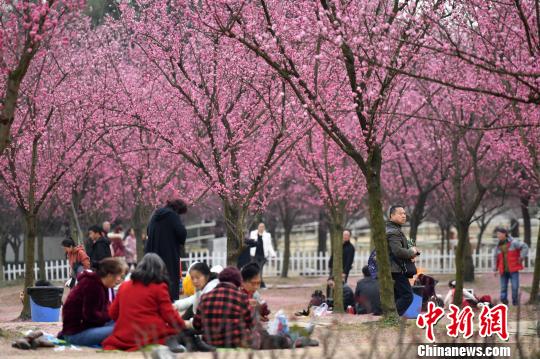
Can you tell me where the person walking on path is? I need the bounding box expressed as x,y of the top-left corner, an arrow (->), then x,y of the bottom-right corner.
249,223 -> 276,288
61,238 -> 91,288
328,230 -> 356,283
87,225 -> 112,270
145,199 -> 188,301
387,205 -> 420,316
493,227 -> 529,305
123,228 -> 137,270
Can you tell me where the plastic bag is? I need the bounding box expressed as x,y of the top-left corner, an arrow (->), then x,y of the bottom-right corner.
267,310 -> 289,336
312,302 -> 329,318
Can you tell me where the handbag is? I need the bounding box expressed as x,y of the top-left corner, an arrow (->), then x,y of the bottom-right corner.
403,260 -> 417,278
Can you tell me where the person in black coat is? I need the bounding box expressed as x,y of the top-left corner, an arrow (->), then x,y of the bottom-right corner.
355,266 -> 382,315
144,199 -> 187,301
328,230 -> 356,283
87,225 -> 112,270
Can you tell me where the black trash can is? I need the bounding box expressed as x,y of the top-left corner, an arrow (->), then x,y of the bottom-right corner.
27,286 -> 63,322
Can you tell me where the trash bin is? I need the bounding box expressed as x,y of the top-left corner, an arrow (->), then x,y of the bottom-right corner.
27,286 -> 63,322
402,293 -> 422,319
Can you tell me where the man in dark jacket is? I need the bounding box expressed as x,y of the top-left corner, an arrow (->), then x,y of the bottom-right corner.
145,199 -> 187,301
87,225 -> 112,270
328,230 -> 355,283
387,205 -> 419,316
355,265 -> 382,315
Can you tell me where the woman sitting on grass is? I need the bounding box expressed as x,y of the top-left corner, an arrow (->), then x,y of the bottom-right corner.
193,266 -> 255,348
58,257 -> 125,347
174,262 -> 220,321
103,253 -> 186,351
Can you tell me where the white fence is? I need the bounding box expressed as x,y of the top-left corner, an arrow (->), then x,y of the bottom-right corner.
180,248 -> 537,277
3,248 -> 536,281
3,260 -> 71,281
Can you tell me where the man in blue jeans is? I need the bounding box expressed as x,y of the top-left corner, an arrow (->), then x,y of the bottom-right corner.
493,227 -> 528,305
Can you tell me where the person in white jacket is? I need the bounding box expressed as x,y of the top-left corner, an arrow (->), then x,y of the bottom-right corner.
174,263 -> 222,324
249,223 -> 276,288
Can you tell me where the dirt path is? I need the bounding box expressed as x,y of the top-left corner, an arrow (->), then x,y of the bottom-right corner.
1,273 -> 538,358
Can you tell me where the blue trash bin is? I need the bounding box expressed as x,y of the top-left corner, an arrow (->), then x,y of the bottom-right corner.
402,293 -> 422,319
27,286 -> 63,322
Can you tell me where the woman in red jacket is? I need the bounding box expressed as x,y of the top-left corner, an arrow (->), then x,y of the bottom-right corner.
103,253 -> 186,351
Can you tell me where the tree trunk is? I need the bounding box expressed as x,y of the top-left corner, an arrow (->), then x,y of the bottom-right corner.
328,211 -> 344,313
409,192 -> 428,243
133,201 -> 151,264
69,200 -> 83,245
464,236 -> 474,282
528,224 -> 540,304
37,230 -> 45,281
521,195 -> 531,247
223,201 -> 246,266
365,148 -> 396,316
0,47 -> 37,154
453,222 -> 467,306
12,239 -> 20,264
317,209 -> 327,254
20,212 -> 37,319
0,237 -> 5,283
281,225 -> 292,278
439,224 -> 446,268
476,224 -> 487,256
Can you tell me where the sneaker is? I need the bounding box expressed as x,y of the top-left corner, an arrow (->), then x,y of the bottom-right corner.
12,338 -> 32,350
165,336 -> 186,353
151,346 -> 176,359
191,335 -> 216,352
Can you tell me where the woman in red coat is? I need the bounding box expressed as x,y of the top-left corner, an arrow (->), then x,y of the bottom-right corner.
103,253 -> 186,351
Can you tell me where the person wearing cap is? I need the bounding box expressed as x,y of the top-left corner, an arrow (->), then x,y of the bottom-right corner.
493,227 -> 529,305
193,266 -> 255,348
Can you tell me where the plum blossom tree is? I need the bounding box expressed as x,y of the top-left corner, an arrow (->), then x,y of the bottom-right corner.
420,87 -> 515,306
115,4 -> 310,265
0,24 -> 105,318
297,129 -> 367,312
383,120 -> 449,243
0,0 -> 85,154
197,0 -> 443,315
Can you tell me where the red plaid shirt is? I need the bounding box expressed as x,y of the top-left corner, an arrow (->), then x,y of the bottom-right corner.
193,282 -> 255,348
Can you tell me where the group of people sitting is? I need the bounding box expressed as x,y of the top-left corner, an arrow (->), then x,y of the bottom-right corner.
58,254 -> 317,352
319,266 -> 495,317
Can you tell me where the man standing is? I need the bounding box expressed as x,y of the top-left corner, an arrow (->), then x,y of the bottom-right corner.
328,230 -> 356,283
387,205 -> 419,316
493,227 -> 529,305
145,199 -> 188,301
249,223 -> 276,288
87,225 -> 112,270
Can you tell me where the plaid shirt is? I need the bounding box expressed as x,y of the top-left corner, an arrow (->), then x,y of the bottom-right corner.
193,282 -> 255,348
